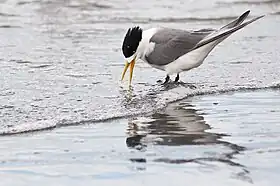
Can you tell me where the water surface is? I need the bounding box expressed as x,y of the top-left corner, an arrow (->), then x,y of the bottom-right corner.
1,90 -> 280,186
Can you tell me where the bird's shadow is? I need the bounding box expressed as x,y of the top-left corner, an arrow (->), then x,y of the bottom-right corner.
157,80 -> 197,90
122,80 -> 197,94
118,79 -> 198,112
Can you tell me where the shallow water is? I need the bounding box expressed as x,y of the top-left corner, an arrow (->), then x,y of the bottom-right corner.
1,90 -> 280,186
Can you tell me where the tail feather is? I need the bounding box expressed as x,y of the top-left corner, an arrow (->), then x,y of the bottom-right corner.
220,10 -> 251,30
193,14 -> 265,51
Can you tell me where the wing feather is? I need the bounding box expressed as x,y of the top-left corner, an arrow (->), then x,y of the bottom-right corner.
145,10 -> 263,67
146,28 -> 212,65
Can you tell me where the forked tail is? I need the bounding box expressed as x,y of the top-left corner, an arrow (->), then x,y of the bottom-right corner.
192,11 -> 265,51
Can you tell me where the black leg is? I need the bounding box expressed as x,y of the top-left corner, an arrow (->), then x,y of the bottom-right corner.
174,74 -> 179,82
162,75 -> 170,84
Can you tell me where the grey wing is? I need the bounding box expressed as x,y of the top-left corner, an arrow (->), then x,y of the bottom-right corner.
146,28 -> 214,66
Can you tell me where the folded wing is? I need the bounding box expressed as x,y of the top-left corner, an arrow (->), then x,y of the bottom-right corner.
145,10 -> 263,66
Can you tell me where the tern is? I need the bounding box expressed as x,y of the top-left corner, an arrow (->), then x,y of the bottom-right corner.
121,10 -> 264,86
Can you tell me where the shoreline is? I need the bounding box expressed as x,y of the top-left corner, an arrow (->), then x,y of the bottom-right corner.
1,86 -> 279,136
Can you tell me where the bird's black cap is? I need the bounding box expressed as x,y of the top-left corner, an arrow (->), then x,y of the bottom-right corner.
122,26 -> 142,58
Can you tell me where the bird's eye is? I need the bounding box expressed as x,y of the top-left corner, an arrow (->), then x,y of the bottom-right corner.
127,46 -> 130,48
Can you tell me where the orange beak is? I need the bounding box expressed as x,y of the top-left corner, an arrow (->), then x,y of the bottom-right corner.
121,57 -> 136,86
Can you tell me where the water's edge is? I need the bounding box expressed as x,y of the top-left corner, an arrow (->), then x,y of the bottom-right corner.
2,83 -> 279,136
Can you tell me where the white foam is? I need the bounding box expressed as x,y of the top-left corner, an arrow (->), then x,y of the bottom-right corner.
0,119 -> 58,135
1,82 -> 279,136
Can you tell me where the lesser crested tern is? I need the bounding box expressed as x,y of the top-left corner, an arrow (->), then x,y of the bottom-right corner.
121,10 -> 264,86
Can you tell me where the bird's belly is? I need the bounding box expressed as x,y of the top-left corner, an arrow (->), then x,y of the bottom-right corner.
164,43 -> 216,75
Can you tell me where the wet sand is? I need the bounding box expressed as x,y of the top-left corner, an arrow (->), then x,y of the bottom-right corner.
1,0 -> 280,133
1,0 -> 280,185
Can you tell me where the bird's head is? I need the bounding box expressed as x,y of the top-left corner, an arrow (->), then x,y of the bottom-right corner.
121,26 -> 143,86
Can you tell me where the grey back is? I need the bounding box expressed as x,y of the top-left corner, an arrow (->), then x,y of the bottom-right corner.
146,28 -> 214,66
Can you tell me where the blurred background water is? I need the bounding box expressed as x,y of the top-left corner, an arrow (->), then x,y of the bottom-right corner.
0,0 -> 280,185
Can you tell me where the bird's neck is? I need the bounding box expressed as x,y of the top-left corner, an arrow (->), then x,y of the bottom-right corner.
136,28 -> 158,61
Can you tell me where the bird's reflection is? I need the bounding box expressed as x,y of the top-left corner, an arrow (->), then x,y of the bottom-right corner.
126,100 -> 252,183
127,101 -> 230,147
